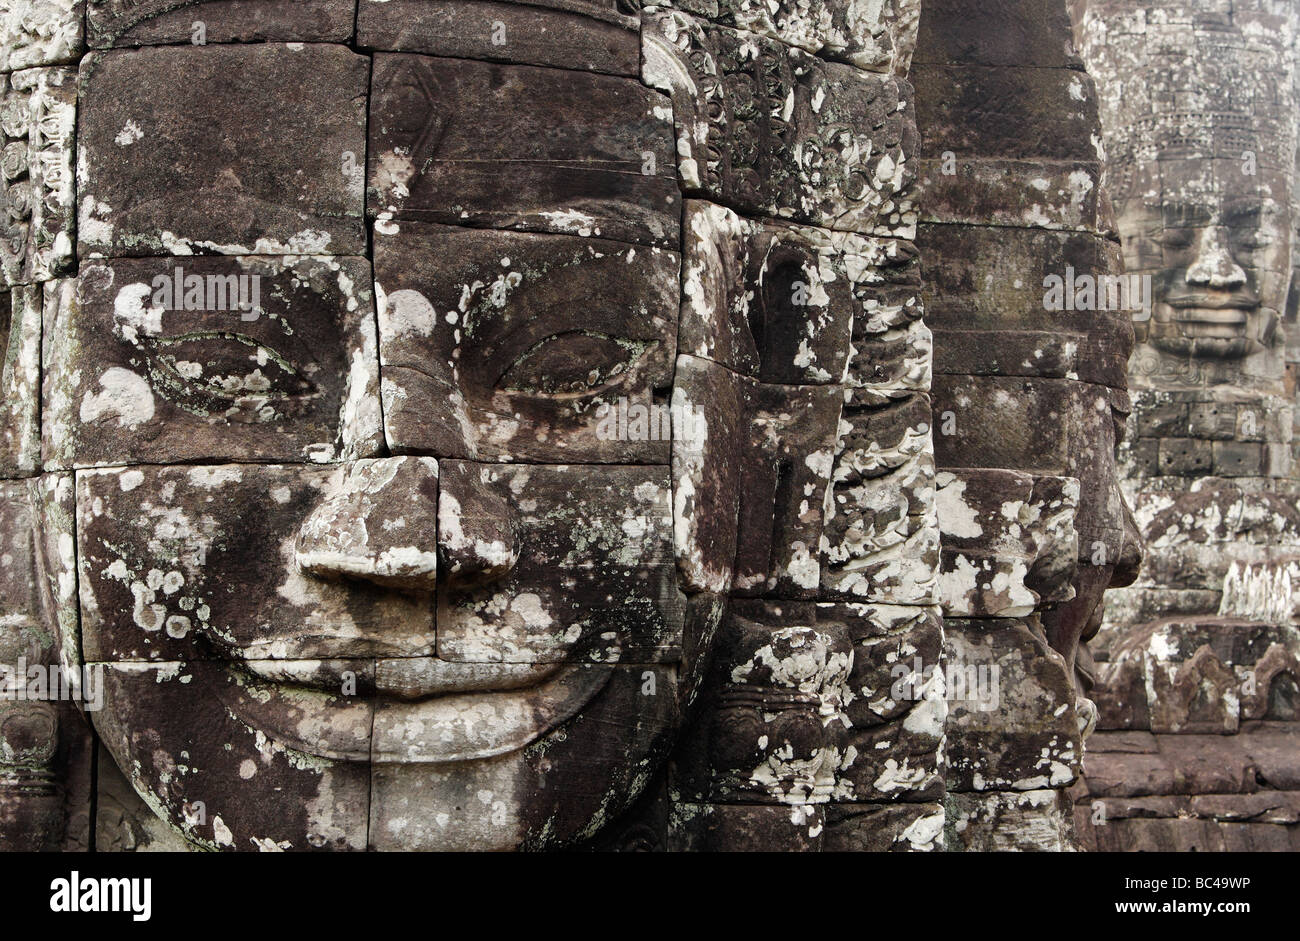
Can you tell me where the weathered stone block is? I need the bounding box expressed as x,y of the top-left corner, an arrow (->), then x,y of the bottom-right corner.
0,284 -> 40,476
943,618 -> 1082,792
918,159 -> 1106,234
916,0 -> 1081,68
914,64 -> 1101,161
1090,817 -> 1226,852
368,54 -> 678,248
824,802 -> 944,851
830,602 -> 943,729
1213,439 -> 1265,477
78,44 -> 368,257
1187,400 -> 1237,439
643,11 -> 917,237
358,0 -> 639,75
824,393 -> 940,604
44,256 -> 382,468
673,608 -> 853,804
87,0 -> 354,47
945,789 -> 1076,851
937,469 -> 1079,618
667,801 -> 825,851
1156,436 -> 1212,476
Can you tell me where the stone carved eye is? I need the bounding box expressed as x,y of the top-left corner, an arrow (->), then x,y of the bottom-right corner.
1234,230 -> 1271,251
497,330 -> 650,396
141,332 -> 318,417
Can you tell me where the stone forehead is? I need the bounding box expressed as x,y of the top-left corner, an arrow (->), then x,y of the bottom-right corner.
1080,1 -> 1299,172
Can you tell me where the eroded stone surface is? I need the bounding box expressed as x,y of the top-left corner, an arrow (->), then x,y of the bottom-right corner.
87,0 -> 355,47
0,283 -> 40,475
1,65 -> 75,285
0,473 -> 90,851
0,0 -> 83,72
358,0 -> 641,75
943,618 -> 1082,794
78,44 -> 367,258
643,11 -> 917,235
368,54 -> 678,248
648,0 -> 919,73
44,256 -> 382,468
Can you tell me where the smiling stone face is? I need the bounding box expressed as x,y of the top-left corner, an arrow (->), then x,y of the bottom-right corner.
1118,172 -> 1290,366
1078,0 -> 1298,390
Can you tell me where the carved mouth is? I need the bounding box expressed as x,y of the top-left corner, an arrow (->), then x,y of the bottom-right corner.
1159,297 -> 1256,340
217,655 -> 616,764
1166,294 -> 1257,322
1174,308 -> 1248,339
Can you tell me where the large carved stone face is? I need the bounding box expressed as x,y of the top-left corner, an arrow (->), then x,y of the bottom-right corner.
31,1 -> 926,851
57,39 -> 689,851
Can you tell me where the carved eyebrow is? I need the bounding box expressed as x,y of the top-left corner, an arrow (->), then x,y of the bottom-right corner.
1160,203 -> 1214,226
1220,202 -> 1266,223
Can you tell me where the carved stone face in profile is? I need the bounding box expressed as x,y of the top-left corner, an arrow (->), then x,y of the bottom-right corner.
47,0 -> 925,851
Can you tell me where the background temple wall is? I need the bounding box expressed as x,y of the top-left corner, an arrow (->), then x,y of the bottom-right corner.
1069,0 -> 1300,852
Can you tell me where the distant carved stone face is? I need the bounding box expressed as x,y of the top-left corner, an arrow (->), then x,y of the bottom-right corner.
1084,3 -> 1298,379
1118,185 -> 1289,361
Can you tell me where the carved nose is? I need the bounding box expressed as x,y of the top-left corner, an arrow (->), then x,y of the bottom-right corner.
297,457 -> 440,590
1185,226 -> 1246,289
437,463 -> 518,585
